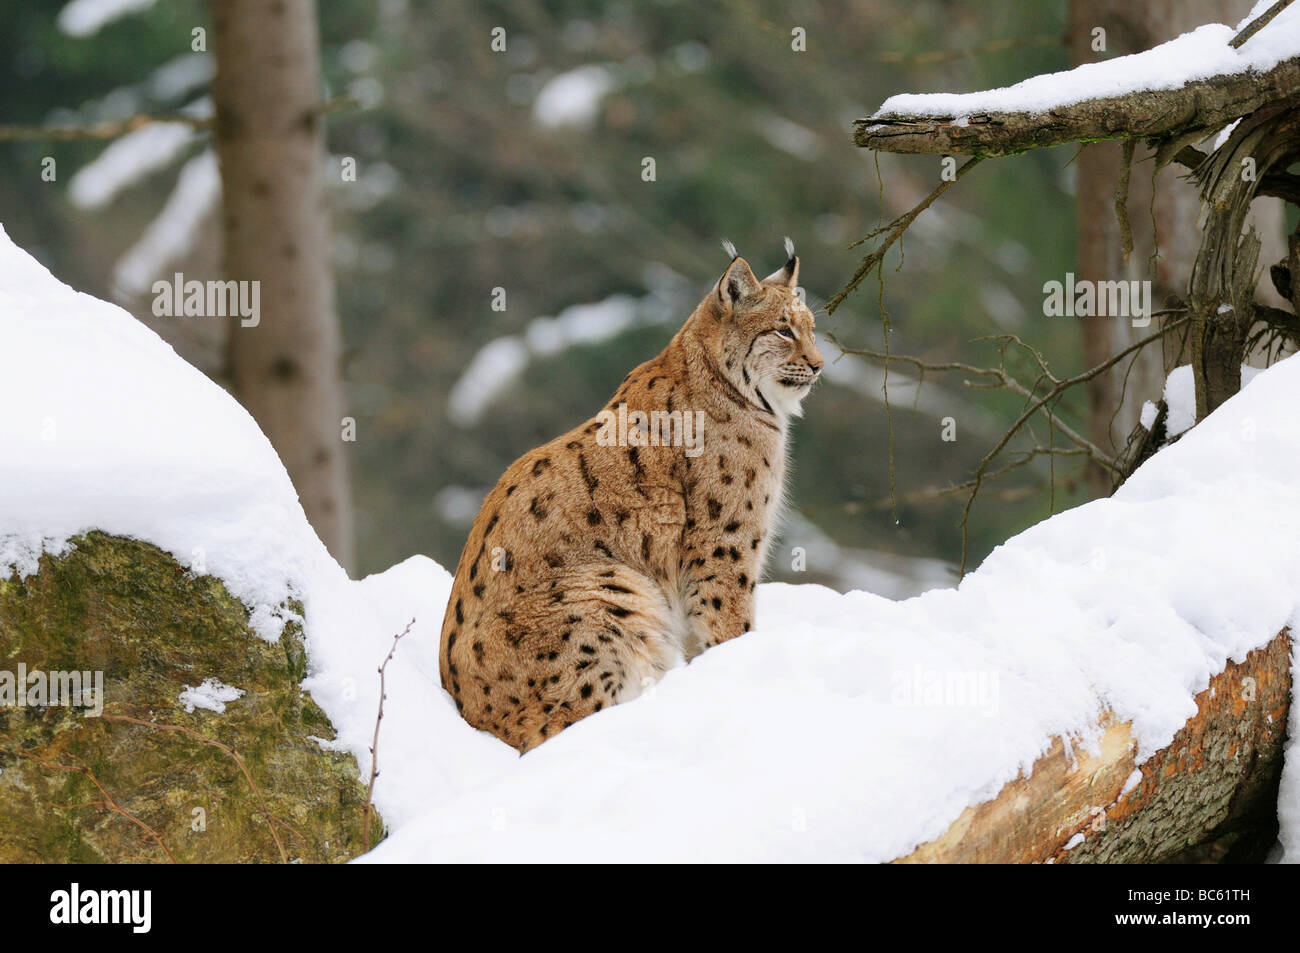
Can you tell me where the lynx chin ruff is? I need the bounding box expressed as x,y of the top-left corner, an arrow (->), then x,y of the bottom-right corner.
439,239 -> 824,751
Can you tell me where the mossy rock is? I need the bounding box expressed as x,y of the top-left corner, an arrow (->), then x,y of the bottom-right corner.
0,531 -> 381,863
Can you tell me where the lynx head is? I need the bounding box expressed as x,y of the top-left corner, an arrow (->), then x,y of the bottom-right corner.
698,238 -> 824,420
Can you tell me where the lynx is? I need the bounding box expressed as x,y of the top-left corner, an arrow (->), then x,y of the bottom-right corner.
439,240 -> 824,751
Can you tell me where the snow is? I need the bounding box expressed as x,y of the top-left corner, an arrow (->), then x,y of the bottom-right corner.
2,223 -> 1298,862
112,150 -> 221,298
1164,363 -> 1266,437
1122,768 -> 1143,796
68,122 -> 196,211
178,678 -> 244,714
532,65 -> 615,130
1213,119 -> 1242,152
755,113 -> 823,160
1140,400 -> 1158,431
1164,366 -> 1198,436
445,336 -> 530,427
873,6 -> 1300,121
147,55 -> 214,103
57,0 -> 157,38
447,293 -> 654,427
0,223 -> 318,642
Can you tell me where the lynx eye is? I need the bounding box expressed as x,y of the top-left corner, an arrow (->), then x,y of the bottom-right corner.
775,327 -> 795,341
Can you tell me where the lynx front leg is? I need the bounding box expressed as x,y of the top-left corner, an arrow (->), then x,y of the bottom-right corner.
681,533 -> 761,657
677,446 -> 774,657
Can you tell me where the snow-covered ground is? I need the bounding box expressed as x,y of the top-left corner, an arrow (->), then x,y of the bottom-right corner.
872,1 -> 1299,120
2,224 -> 1298,862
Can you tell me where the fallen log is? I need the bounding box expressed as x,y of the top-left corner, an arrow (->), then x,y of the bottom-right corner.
897,630 -> 1291,863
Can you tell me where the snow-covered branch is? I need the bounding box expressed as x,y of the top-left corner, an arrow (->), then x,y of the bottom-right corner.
857,54 -> 1300,156
856,9 -> 1300,157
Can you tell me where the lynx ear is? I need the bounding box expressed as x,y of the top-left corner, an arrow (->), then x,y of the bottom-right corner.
716,254 -> 763,312
762,236 -> 799,289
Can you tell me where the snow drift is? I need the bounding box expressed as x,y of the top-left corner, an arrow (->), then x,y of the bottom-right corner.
1,224 -> 1297,862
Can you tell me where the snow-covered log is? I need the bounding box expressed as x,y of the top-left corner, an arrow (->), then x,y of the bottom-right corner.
857,55 -> 1300,157
856,13 -> 1300,157
900,631 -> 1291,863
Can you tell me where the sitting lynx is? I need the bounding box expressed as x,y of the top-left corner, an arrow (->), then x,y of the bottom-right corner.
439,240 -> 823,751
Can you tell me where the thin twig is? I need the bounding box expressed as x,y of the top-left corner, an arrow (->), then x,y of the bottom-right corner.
826,332 -> 1116,470
954,315 -> 1190,574
807,446 -> 1088,515
1115,139 -> 1136,261
363,617 -> 415,854
0,95 -> 358,142
827,155 -> 985,313
0,114 -> 209,142
1231,0 -> 1294,48
829,312 -> 1191,575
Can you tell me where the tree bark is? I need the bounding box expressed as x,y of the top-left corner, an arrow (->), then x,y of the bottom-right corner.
210,0 -> 353,571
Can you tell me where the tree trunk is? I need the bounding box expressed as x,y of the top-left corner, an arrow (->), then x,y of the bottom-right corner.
210,0 -> 353,571
1067,0 -> 1285,487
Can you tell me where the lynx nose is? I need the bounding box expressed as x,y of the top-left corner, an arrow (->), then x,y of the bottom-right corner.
806,356 -> 824,376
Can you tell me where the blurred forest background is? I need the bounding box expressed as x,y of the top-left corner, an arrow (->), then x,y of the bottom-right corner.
1,0 -> 1122,594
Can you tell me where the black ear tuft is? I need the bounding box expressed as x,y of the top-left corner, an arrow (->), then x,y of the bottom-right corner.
721,238 -> 738,261
762,237 -> 800,288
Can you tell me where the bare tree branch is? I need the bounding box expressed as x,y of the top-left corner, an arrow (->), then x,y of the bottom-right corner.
0,96 -> 355,143
805,446 -> 1088,516
826,331 -> 1119,471
0,114 -> 209,142
828,312 -> 1191,575
1231,0 -> 1295,49
826,155 -> 984,313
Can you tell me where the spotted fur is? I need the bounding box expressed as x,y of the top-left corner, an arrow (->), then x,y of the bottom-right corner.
439,243 -> 824,751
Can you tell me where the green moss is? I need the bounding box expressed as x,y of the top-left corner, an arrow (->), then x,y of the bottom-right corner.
0,532 -> 382,863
